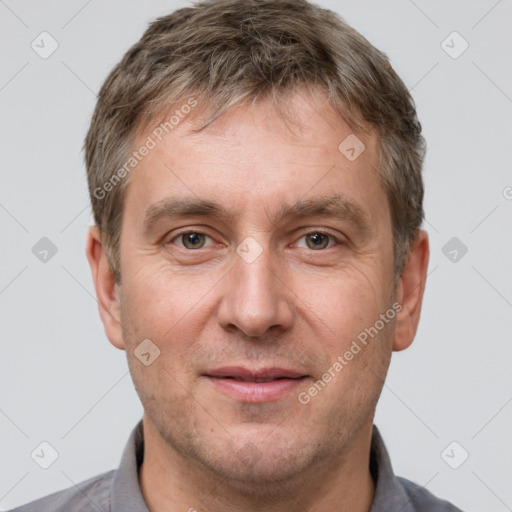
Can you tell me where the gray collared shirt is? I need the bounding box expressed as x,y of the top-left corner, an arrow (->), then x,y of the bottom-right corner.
10,421 -> 463,511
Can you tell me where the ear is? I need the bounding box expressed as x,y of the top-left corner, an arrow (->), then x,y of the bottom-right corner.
86,226 -> 125,350
393,230 -> 430,352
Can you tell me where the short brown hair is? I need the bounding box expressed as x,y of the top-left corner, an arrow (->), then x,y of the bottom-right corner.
85,0 -> 425,283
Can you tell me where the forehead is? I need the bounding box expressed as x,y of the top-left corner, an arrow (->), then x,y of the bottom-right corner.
124,91 -> 387,227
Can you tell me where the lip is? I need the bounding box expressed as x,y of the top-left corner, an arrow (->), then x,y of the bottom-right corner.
204,366 -> 309,403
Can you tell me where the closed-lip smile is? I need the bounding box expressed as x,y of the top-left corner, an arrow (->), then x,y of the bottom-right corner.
204,366 -> 309,402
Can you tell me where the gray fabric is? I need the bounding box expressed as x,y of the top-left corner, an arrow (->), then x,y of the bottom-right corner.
9,421 -> 463,511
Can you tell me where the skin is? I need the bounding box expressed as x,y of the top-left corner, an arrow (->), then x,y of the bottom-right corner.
87,89 -> 429,512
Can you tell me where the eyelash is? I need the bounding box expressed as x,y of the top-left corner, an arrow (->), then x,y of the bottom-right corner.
297,230 -> 341,250
170,230 -> 342,250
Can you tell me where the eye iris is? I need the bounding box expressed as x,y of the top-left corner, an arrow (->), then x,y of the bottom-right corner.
306,233 -> 329,250
182,233 -> 205,249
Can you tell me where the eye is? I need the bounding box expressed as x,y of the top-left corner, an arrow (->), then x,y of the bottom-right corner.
173,232 -> 213,250
296,232 -> 338,250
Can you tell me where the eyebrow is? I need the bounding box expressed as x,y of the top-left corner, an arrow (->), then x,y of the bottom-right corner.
142,194 -> 371,236
143,197 -> 234,233
275,195 -> 370,235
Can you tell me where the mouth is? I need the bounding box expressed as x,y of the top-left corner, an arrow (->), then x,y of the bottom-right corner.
203,366 -> 309,403
221,376 -> 304,383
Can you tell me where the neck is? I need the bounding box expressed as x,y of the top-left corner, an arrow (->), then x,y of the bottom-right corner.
139,417 -> 375,512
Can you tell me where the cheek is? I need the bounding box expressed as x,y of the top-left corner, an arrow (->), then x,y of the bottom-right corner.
314,312 -> 394,420
119,276 -> 205,407
292,264 -> 390,347
120,262 -> 215,339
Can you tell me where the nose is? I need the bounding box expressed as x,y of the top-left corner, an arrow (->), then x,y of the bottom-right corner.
216,247 -> 294,338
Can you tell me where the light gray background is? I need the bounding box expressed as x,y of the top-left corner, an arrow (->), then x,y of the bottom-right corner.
1,1 -> 511,510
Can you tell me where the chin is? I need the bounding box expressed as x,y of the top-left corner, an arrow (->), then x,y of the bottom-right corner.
188,426 -> 325,485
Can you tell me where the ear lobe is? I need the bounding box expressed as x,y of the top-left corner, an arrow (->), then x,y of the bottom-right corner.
393,230 -> 430,352
86,226 -> 125,350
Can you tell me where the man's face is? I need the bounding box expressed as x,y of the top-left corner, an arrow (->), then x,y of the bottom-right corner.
116,91 -> 397,482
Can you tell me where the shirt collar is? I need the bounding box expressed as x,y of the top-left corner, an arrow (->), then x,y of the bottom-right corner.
109,421 -> 412,512
369,425 -> 415,512
110,420 -> 149,512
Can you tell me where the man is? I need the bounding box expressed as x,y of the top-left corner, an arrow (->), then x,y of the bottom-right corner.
11,0 -> 463,510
